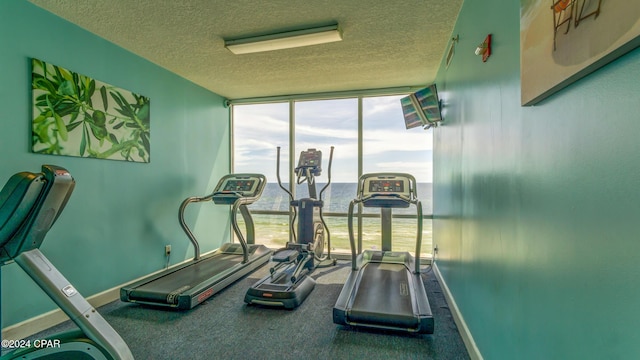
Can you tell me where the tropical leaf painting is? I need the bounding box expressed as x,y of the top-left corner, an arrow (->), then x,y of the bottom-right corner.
31,58 -> 150,162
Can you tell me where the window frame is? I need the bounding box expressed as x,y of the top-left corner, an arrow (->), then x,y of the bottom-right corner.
230,93 -> 433,260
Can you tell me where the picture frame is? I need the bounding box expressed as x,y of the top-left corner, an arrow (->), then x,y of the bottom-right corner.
31,58 -> 151,162
520,0 -> 640,105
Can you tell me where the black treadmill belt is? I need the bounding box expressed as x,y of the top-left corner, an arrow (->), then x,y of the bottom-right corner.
130,253 -> 242,301
349,262 -> 418,329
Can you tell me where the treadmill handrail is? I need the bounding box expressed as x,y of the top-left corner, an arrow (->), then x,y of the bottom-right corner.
361,193 -> 412,205
178,196 -> 203,261
414,199 -> 423,274
178,173 -> 266,262
212,190 -> 244,197
231,197 -> 252,264
347,199 -> 359,271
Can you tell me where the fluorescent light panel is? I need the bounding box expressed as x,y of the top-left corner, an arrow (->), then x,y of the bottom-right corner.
225,24 -> 342,55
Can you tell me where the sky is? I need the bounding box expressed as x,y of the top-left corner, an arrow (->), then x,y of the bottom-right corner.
233,95 -> 433,183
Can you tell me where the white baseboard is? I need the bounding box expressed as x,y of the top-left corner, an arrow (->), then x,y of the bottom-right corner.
2,253 -> 201,341
1,250 -> 215,340
2,285 -> 121,340
433,262 -> 483,360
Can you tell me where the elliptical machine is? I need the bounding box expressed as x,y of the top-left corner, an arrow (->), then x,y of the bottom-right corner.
244,147 -> 336,309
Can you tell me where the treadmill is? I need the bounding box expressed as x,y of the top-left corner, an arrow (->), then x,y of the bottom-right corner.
333,173 -> 434,334
120,174 -> 271,310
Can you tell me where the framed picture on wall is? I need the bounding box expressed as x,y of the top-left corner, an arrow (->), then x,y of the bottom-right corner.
31,58 -> 151,162
520,0 -> 640,106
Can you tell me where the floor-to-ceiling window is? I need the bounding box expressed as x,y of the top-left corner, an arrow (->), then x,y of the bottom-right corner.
294,99 -> 359,253
232,103 -> 291,247
362,95 -> 433,257
232,94 -> 433,258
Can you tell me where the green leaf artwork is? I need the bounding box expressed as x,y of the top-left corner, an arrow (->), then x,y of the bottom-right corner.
31,58 -> 151,162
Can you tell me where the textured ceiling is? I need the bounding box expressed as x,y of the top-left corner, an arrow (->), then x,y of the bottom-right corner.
29,0 -> 463,100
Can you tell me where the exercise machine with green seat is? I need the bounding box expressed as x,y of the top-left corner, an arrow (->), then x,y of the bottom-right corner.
0,165 -> 133,359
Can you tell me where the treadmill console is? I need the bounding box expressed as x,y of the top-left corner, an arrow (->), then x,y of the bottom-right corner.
222,179 -> 258,193
296,148 -> 322,176
368,179 -> 405,194
212,174 -> 266,205
360,174 -> 413,208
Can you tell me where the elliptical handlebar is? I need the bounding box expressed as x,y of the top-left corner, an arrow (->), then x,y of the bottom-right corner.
276,146 -> 297,243
316,146 -> 335,264
296,167 -> 315,185
319,146 -> 334,200
276,146 -> 295,203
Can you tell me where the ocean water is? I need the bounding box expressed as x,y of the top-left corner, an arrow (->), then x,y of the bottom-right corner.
250,182 -> 433,214
241,183 -> 434,255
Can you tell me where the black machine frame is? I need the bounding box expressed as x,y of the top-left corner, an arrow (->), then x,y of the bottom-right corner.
244,147 -> 336,309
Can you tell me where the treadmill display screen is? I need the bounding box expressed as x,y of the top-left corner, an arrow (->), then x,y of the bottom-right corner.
368,180 -> 404,193
223,179 -> 255,193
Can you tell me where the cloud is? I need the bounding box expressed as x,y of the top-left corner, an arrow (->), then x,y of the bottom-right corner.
232,96 -> 433,182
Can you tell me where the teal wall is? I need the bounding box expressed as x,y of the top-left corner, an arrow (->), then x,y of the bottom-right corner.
433,0 -> 640,359
1,1 -> 231,327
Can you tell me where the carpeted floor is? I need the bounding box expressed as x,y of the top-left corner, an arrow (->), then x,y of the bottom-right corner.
26,260 -> 469,360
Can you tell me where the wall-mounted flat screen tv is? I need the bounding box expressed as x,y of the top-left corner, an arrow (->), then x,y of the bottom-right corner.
400,95 -> 424,129
400,84 -> 442,129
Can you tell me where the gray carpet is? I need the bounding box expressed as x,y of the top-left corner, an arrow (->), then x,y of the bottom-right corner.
25,261 -> 469,360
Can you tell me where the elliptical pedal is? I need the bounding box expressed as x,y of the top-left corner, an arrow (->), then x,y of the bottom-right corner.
272,248 -> 300,263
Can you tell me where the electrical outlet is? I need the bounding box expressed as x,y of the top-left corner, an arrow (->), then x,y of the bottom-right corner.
165,245 -> 171,256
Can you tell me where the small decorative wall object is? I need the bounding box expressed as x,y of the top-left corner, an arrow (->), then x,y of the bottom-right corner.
521,0 -> 640,106
446,35 -> 459,68
31,58 -> 151,162
474,34 -> 492,62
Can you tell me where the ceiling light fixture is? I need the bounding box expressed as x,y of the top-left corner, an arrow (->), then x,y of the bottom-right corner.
224,24 -> 342,55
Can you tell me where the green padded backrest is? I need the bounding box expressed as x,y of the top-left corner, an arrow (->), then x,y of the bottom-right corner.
0,172 -> 44,252
0,166 -> 74,263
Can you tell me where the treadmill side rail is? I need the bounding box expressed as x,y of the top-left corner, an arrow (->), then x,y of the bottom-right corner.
411,272 -> 435,334
120,243 -> 271,310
